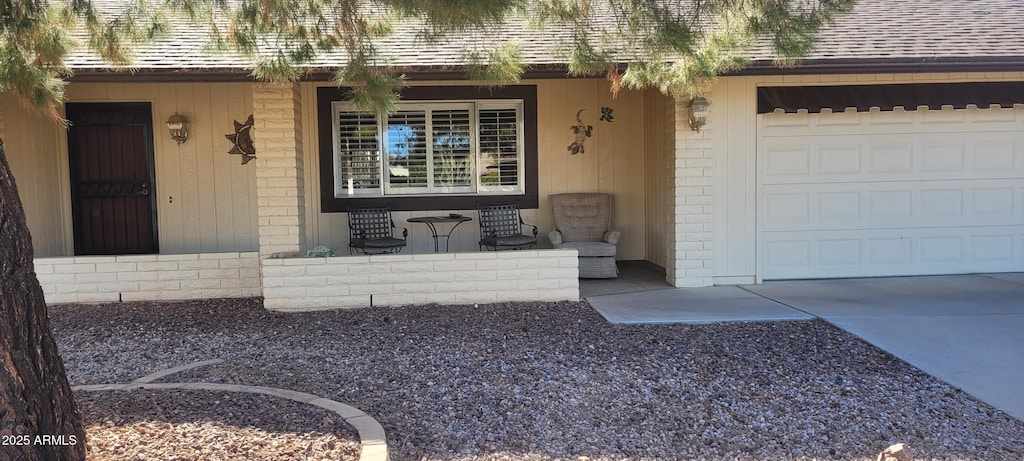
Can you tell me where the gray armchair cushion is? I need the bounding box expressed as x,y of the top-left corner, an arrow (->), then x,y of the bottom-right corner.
549,230 -> 564,246
549,193 -> 616,243
553,241 -> 617,257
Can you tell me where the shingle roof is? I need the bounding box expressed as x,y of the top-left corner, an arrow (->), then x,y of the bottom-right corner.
65,0 -> 1024,78
741,0 -> 1024,73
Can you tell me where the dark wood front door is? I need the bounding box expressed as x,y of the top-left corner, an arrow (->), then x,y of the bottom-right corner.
66,103 -> 158,255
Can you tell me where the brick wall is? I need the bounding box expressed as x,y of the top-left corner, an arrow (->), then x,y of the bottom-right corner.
34,253 -> 261,304
666,94 -> 715,287
262,250 -> 580,311
253,83 -> 306,257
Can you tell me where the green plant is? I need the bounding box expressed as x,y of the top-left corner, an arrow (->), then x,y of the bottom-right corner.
306,245 -> 338,257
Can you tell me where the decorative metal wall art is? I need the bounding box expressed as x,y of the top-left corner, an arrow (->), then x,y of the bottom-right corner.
226,114 -> 256,165
567,109 -> 593,155
599,106 -> 614,122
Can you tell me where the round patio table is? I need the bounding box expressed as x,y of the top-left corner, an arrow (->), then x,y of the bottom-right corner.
406,215 -> 473,252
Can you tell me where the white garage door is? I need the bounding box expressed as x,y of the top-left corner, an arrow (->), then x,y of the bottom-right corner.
758,107 -> 1024,280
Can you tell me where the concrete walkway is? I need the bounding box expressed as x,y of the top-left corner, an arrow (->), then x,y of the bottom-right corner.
587,273 -> 1024,422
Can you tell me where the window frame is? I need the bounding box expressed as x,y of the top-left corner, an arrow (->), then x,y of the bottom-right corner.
317,85 -> 538,212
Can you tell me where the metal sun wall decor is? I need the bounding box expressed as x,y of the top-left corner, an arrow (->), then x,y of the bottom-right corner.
567,109 -> 593,155
226,114 -> 256,165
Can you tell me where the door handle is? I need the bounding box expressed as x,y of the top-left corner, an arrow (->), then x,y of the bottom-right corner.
138,183 -> 150,196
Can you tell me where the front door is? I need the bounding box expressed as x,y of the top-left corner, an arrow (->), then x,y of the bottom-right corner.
66,103 -> 158,255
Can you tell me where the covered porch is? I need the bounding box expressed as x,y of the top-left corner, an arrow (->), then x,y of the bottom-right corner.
3,77 -> 704,310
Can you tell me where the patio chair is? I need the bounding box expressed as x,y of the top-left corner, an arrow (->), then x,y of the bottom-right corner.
347,206 -> 408,254
548,193 -> 619,278
477,202 -> 538,251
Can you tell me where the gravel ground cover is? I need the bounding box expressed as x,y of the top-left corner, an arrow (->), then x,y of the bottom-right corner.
51,298 -> 1024,461
75,389 -> 360,460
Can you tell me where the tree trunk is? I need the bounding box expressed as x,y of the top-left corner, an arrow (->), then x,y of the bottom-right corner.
0,137 -> 86,461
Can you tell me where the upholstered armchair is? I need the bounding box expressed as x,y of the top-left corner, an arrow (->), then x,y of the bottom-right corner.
548,193 -> 620,278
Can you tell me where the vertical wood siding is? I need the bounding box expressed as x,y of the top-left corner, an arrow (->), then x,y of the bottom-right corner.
1,94 -> 70,256
6,83 -> 258,256
644,89 -> 671,267
302,79 -> 651,260
711,77 -> 758,279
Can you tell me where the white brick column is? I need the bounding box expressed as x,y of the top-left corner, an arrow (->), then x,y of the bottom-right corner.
665,94 -> 714,287
253,83 -> 306,257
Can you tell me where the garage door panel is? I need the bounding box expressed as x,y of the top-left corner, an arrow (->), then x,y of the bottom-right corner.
758,107 -> 1024,280
818,239 -> 861,266
973,234 -> 1016,263
919,141 -> 965,172
818,192 -> 861,221
761,226 -> 1024,280
818,145 -> 862,174
970,139 -> 1018,171
868,142 -> 914,173
919,236 -> 964,264
761,145 -> 811,176
867,237 -> 914,266
867,190 -> 913,220
920,189 -> 964,218
762,193 -> 810,226
760,132 -> 1024,184
763,240 -> 811,270
973,187 -> 1016,216
761,180 -> 1023,231
760,108 -> 1022,136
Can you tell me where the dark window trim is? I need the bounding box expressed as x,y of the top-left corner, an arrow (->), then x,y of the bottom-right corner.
758,81 -> 1024,114
317,85 -> 538,212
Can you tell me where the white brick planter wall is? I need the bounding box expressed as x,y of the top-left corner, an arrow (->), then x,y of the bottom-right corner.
34,253 -> 261,304
262,250 -> 580,311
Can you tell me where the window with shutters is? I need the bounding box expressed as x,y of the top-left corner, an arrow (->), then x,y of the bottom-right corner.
317,85 -> 537,212
332,100 -> 524,198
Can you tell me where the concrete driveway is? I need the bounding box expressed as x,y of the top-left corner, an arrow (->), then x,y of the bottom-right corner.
743,273 -> 1024,422
588,273 -> 1024,421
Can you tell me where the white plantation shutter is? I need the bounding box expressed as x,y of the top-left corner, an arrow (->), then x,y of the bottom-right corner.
478,104 -> 523,192
431,108 -> 473,191
385,110 -> 429,193
334,108 -> 381,196
333,100 -> 524,197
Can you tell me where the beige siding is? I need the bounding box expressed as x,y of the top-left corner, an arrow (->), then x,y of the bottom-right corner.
302,79 -> 651,260
3,83 -> 258,256
711,72 -> 1024,281
644,89 -> 671,267
1,94 -> 71,256
53,83 -> 260,255
710,77 -> 758,281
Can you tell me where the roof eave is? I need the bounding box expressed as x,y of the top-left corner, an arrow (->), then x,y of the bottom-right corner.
65,57 -> 1024,83
66,64 -> 584,83
731,56 -> 1024,76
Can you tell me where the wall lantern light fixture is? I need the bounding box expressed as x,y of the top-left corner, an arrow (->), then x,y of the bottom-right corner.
688,96 -> 710,132
166,112 -> 189,144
